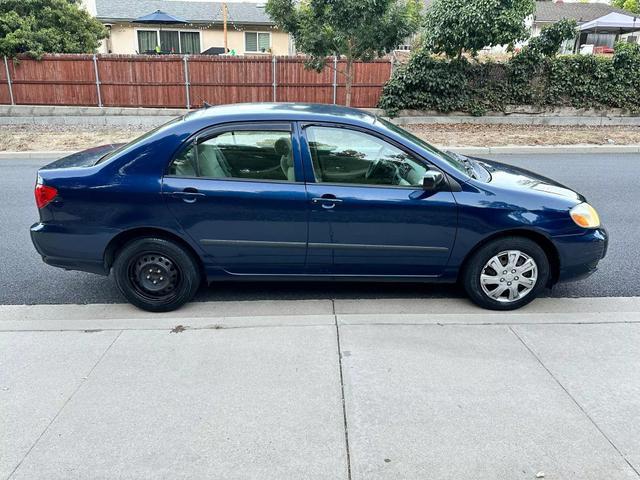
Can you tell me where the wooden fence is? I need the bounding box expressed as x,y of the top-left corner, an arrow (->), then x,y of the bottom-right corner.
0,54 -> 393,109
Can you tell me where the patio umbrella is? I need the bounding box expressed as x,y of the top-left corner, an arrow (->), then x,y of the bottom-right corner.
132,10 -> 189,54
132,10 -> 188,25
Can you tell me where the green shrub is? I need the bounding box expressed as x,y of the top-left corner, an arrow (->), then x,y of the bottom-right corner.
523,19 -> 577,58
380,42 -> 640,115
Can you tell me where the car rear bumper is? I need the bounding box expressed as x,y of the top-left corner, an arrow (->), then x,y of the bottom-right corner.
554,227 -> 608,283
30,222 -> 109,275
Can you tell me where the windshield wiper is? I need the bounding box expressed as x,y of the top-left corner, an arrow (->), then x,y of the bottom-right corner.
445,151 -> 477,178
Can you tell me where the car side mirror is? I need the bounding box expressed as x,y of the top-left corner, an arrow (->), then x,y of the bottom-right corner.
422,171 -> 444,190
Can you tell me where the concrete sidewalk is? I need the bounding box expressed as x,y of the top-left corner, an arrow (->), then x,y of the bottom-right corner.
2,297 -> 640,479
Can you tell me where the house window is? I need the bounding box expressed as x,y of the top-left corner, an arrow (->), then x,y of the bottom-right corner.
160,31 -> 180,53
137,30 -> 158,54
180,32 -> 201,54
245,32 -> 271,53
137,29 -> 201,54
585,33 -> 616,48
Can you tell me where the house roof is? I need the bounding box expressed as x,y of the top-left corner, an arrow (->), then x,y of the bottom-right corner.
95,0 -> 274,25
534,1 -> 631,24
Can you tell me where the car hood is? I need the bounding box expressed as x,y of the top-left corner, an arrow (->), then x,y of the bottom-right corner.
43,144 -> 124,169
472,157 -> 585,203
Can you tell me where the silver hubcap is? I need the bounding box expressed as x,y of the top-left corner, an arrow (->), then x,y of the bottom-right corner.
480,250 -> 538,303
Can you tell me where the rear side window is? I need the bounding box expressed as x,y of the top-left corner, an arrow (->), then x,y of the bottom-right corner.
169,130 -> 295,182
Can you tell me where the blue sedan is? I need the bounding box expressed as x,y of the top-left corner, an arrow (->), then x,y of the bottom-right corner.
31,103 -> 607,312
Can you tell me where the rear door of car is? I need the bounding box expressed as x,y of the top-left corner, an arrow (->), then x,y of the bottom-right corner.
162,122 -> 309,275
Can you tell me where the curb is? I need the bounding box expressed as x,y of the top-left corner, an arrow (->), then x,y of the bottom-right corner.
2,144 -> 640,161
1,297 -> 639,327
450,144 -> 640,155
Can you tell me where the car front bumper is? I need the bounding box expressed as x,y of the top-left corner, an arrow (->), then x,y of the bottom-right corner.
554,227 -> 608,283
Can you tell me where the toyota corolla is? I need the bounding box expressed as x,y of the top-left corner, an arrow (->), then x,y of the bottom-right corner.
31,103 -> 607,312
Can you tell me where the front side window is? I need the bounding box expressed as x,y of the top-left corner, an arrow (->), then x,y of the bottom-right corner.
377,117 -> 468,175
245,32 -> 270,53
169,130 -> 295,182
305,126 -> 428,187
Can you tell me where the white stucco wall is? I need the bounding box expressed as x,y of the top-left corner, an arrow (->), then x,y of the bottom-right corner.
103,23 -> 291,55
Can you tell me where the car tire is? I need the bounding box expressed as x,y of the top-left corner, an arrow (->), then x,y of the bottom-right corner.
462,236 -> 550,311
112,237 -> 201,312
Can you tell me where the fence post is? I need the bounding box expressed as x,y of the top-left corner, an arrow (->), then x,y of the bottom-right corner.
332,56 -> 338,105
183,55 -> 191,109
92,54 -> 102,108
4,56 -> 14,105
272,56 -> 277,102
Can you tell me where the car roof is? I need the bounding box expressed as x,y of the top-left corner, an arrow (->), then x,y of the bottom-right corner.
181,102 -> 378,127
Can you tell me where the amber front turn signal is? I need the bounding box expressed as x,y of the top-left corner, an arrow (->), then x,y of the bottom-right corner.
570,203 -> 600,228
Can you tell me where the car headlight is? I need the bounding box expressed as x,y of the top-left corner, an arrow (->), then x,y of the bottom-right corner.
570,202 -> 600,228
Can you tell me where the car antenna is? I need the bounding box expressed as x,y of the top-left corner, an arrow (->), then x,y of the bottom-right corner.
194,94 -> 213,109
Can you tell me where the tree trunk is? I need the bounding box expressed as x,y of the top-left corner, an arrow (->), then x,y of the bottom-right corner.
344,56 -> 353,107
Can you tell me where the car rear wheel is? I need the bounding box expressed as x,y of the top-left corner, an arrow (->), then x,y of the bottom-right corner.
462,236 -> 550,310
112,237 -> 201,312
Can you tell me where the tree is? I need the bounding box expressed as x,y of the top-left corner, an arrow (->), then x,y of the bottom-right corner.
423,0 -> 535,59
524,19 -> 577,57
0,0 -> 107,59
613,0 -> 640,14
265,0 -> 421,106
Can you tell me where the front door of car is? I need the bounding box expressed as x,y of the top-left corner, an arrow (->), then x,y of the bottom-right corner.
301,124 -> 457,276
162,122 -> 308,275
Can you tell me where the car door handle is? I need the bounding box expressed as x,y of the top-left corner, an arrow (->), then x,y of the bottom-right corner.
311,196 -> 342,209
170,189 -> 205,203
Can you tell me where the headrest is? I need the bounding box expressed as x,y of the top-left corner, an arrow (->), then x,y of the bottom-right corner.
274,137 -> 291,156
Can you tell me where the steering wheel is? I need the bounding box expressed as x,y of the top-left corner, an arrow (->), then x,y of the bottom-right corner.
365,144 -> 389,180
365,159 -> 383,180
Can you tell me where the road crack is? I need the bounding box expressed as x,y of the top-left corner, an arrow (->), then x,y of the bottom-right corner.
333,300 -> 353,480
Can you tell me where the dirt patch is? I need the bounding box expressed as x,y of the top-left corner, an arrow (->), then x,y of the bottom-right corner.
405,123 -> 640,148
1,122 -> 639,152
170,325 -> 187,334
0,124 -> 147,152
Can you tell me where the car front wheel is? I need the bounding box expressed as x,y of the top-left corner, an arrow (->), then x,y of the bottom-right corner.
112,237 -> 201,312
462,236 -> 550,310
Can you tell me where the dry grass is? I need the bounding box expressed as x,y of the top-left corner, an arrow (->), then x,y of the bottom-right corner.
1,123 -> 639,152
405,123 -> 640,148
0,124 -> 148,152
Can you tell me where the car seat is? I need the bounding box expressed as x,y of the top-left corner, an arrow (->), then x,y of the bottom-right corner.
275,137 -> 294,181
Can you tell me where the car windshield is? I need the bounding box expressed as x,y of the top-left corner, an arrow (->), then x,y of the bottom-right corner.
376,117 -> 469,175
95,117 -> 182,165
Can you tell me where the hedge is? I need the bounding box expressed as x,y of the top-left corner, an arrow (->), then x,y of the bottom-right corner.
379,42 -> 640,116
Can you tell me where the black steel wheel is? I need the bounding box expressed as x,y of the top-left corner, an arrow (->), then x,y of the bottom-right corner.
113,237 -> 200,312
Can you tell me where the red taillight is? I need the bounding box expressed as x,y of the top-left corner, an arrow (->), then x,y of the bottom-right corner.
35,184 -> 58,209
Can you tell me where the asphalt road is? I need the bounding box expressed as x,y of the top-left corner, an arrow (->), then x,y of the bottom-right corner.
1,153 -> 638,305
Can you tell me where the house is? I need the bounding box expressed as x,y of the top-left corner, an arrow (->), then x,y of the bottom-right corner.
532,1 -> 637,50
81,0 -> 294,55
404,0 -> 636,53
532,1 -> 632,35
